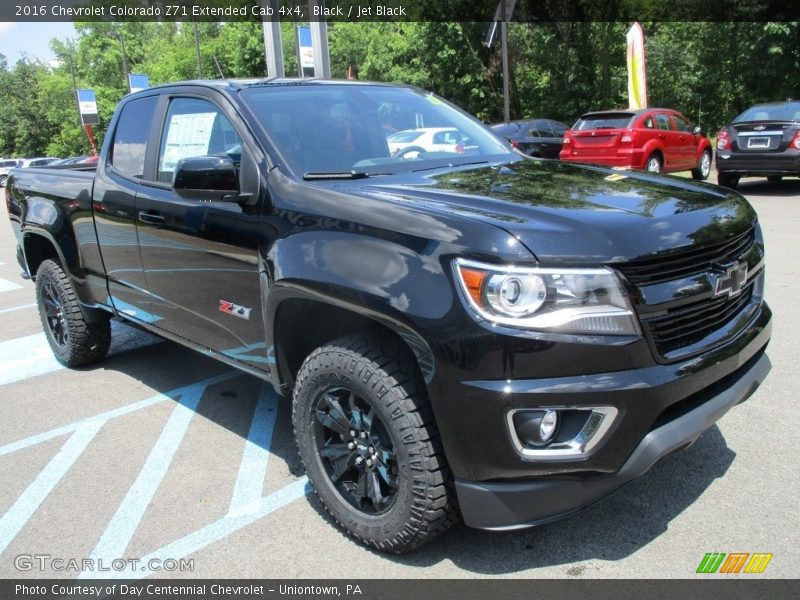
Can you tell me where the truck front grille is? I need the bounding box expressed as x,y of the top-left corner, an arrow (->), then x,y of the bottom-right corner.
643,281 -> 755,357
616,226 -> 761,362
619,228 -> 755,285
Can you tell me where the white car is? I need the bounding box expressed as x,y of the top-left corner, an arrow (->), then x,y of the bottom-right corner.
18,157 -> 60,168
0,159 -> 22,187
387,127 -> 475,158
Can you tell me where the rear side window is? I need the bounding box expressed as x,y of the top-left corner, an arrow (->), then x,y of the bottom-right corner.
575,113 -> 634,130
534,122 -> 554,137
655,114 -> 672,131
109,96 -> 158,179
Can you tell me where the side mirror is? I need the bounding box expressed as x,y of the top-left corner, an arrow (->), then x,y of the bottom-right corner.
173,156 -> 239,200
692,125 -> 703,135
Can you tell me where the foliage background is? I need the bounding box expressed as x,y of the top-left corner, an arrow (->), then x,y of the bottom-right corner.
0,21 -> 797,157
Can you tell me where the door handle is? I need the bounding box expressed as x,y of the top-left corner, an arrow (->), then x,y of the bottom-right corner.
138,211 -> 165,225
658,134 -> 665,139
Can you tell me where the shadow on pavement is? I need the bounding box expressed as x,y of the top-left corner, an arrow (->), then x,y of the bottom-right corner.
736,177 -> 800,197
394,425 -> 735,574
82,319 -> 736,574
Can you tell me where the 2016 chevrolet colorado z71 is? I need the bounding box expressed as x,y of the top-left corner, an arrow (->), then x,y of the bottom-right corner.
5,80 -> 771,553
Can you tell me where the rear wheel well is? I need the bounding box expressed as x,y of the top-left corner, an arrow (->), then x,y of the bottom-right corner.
273,299 -> 424,394
648,149 -> 663,162
23,233 -> 60,279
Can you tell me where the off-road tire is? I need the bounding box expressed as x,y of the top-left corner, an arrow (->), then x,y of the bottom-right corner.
35,259 -> 111,367
292,333 -> 458,553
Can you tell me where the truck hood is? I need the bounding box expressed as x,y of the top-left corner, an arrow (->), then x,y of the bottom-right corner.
357,160 -> 757,265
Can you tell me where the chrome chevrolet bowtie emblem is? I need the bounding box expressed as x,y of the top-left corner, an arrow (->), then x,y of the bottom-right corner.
712,262 -> 748,298
754,125 -> 766,131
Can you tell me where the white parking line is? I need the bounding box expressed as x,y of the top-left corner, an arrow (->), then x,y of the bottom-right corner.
0,303 -> 36,315
0,333 -> 61,388
87,382 -> 206,564
108,478 -> 310,580
0,324 -> 162,388
0,421 -> 103,555
228,385 -> 278,517
0,372 -> 240,458
0,277 -> 22,293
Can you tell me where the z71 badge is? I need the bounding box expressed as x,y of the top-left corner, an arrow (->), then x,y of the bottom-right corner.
219,300 -> 252,320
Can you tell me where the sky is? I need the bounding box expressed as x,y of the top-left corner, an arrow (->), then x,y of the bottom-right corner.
0,22 -> 76,66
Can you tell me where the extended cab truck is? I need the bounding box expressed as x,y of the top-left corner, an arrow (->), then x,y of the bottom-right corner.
6,80 -> 771,553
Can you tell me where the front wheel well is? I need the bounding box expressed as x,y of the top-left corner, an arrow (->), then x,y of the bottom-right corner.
273,299 -> 426,394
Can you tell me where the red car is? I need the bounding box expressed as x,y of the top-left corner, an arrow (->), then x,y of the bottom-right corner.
560,108 -> 713,179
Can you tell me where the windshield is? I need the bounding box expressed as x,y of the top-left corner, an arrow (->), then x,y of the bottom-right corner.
241,84 -> 514,176
574,113 -> 635,130
734,102 -> 800,123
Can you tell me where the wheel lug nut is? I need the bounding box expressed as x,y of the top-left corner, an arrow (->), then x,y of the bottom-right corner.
366,459 -> 373,467
360,432 -> 367,439
350,430 -> 356,437
355,456 -> 363,464
369,447 -> 374,453
347,442 -> 355,450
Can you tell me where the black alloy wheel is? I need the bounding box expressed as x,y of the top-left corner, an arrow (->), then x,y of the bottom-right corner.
313,386 -> 399,514
41,278 -> 69,348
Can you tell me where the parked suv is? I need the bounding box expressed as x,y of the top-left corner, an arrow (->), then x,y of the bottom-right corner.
560,108 -> 713,179
715,100 -> 800,188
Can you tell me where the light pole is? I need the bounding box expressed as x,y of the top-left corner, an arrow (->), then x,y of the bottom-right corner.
108,31 -> 130,93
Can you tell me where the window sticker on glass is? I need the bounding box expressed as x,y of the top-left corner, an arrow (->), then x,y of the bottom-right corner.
160,112 -> 218,172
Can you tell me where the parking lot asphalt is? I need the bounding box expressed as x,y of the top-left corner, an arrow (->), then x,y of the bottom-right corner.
0,176 -> 798,580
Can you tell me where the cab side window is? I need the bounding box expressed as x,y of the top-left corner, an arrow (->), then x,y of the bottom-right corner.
157,98 -> 243,184
109,96 -> 158,179
655,114 -> 672,131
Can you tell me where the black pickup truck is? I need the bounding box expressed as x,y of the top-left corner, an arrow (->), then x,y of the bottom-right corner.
5,80 -> 771,553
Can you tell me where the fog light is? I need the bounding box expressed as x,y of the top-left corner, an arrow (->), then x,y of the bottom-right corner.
540,410 -> 558,442
514,410 -> 560,447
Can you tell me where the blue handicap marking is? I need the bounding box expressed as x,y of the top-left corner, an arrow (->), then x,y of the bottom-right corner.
0,363 -> 310,577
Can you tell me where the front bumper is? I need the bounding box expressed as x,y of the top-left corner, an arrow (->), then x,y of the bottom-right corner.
716,148 -> 800,176
456,349 -> 771,530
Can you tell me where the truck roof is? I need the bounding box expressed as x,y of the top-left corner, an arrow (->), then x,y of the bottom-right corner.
136,78 -> 400,94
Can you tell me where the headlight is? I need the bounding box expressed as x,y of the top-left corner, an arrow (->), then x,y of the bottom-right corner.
454,258 -> 640,335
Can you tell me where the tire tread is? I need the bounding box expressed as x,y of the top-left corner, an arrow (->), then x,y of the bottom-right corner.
292,333 -> 459,553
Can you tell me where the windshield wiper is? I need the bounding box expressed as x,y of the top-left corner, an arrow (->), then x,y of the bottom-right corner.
303,170 -> 371,180
410,159 -> 491,173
